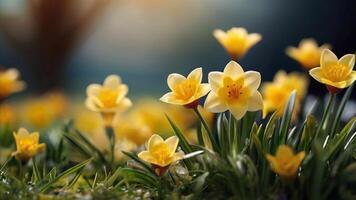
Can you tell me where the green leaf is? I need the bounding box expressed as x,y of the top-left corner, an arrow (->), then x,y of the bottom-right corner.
166,114 -> 193,153
119,168 -> 158,187
122,151 -> 156,175
40,158 -> 92,192
279,91 -> 296,145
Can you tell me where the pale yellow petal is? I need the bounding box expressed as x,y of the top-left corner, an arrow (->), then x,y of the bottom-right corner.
167,73 -> 186,91
321,49 -> 338,69
115,84 -> 129,103
228,103 -> 248,120
104,75 -> 122,89
86,84 -> 102,96
160,92 -> 175,103
187,67 -> 203,83
244,71 -> 261,91
172,151 -> 185,162
276,145 -> 294,159
223,61 -> 244,79
208,71 -> 224,93
213,29 -> 227,41
4,68 -> 19,80
147,134 -> 164,151
321,78 -> 347,89
296,151 -> 305,163
204,92 -> 227,113
138,151 -> 156,163
198,83 -> 211,97
286,47 -> 300,60
309,67 -> 323,83
246,33 -> 262,48
117,97 -> 132,111
164,136 -> 179,156
85,98 -> 100,112
248,91 -> 263,111
36,143 -> 46,153
338,54 -> 355,69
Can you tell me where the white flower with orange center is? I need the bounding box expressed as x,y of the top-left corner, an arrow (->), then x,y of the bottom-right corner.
160,68 -> 210,108
204,61 -> 263,119
213,27 -> 262,60
309,49 -> 355,93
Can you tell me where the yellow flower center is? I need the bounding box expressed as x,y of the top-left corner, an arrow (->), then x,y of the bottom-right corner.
322,64 -> 351,82
0,78 -> 14,96
173,80 -> 197,101
219,76 -> 248,103
150,143 -> 172,165
18,139 -> 37,154
98,88 -> 119,108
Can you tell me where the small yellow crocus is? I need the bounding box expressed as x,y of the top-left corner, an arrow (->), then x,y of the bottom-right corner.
160,68 -> 210,108
138,134 -> 184,176
12,128 -> 46,162
286,38 -> 331,69
266,145 -> 305,180
213,27 -> 262,60
262,71 -> 308,118
85,75 -> 132,125
309,49 -> 355,93
204,61 -> 263,120
0,68 -> 26,99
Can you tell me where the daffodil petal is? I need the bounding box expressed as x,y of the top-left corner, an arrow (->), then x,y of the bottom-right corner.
147,134 -> 164,151
208,71 -> 224,93
320,78 -> 347,88
164,136 -> 179,156
248,91 -> 263,111
86,84 -> 102,96
321,49 -> 338,68
187,67 -> 202,83
204,92 -> 227,113
228,103 -> 247,120
104,75 -> 122,89
223,61 -> 244,79
338,54 -> 355,69
167,73 -> 186,91
247,33 -> 262,48
309,67 -> 323,83
213,29 -> 226,41
199,83 -> 211,97
244,71 -> 261,91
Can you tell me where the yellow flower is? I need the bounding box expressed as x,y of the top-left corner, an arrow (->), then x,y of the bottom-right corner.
44,91 -> 69,118
213,27 -> 262,60
138,134 -> 184,175
286,38 -> 331,69
262,71 -> 308,118
22,98 -> 56,129
85,75 -> 132,125
204,61 -> 263,120
266,145 -> 305,180
0,104 -> 16,125
160,68 -> 210,108
0,68 -> 26,99
12,128 -> 46,162
309,49 -> 355,93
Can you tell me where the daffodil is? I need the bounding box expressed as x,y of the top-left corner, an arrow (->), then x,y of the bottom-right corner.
160,68 -> 210,108
138,134 -> 184,176
262,71 -> 308,118
213,27 -> 262,60
12,128 -> 46,162
85,75 -> 132,125
286,38 -> 330,69
0,68 -> 26,99
204,61 -> 263,120
266,145 -> 305,180
309,49 -> 355,93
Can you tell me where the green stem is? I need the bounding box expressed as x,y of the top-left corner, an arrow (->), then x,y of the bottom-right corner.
105,126 -> 116,168
193,107 -> 219,151
316,94 -> 335,139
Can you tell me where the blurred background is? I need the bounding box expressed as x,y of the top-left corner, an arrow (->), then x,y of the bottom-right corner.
0,0 -> 355,98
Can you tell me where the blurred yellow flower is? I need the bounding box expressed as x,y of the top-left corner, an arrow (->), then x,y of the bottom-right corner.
44,91 -> 69,118
262,71 -> 308,118
138,134 -> 184,175
0,68 -> 26,99
214,27 -> 261,60
309,49 -> 355,93
12,128 -> 46,162
114,138 -> 138,161
0,104 -> 16,125
204,61 -> 263,120
160,68 -> 210,108
286,38 -> 330,69
113,117 -> 153,146
22,98 -> 56,129
266,145 -> 305,180
85,75 -> 132,125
